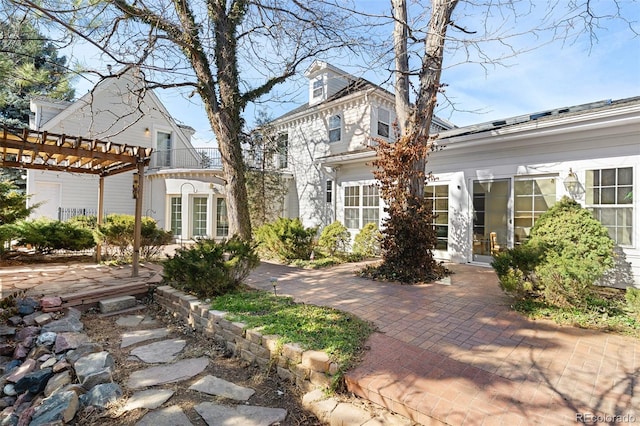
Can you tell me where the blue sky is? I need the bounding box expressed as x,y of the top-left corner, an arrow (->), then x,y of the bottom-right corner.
70,1 -> 640,147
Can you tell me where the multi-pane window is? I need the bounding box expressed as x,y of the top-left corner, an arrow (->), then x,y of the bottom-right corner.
170,196 -> 182,236
344,186 -> 360,229
377,107 -> 390,138
586,167 -> 633,246
514,177 -> 556,244
426,185 -> 449,250
326,180 -> 333,203
312,79 -> 323,98
277,134 -> 288,169
344,185 -> 380,229
329,115 -> 341,142
216,198 -> 229,237
362,185 -> 380,226
192,197 -> 208,237
157,131 -> 172,167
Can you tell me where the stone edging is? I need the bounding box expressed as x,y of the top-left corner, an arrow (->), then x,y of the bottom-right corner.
153,286 -> 339,393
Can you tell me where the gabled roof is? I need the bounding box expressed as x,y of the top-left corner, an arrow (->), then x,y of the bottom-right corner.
272,78 -> 390,123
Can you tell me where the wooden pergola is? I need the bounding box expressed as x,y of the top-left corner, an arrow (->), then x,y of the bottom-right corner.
0,126 -> 152,276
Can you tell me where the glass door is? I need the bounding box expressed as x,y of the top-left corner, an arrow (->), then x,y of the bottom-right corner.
472,179 -> 510,263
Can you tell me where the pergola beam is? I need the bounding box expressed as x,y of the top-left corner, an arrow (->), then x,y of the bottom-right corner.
0,126 -> 152,277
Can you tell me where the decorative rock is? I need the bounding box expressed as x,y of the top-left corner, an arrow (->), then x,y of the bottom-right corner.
52,360 -> 71,373
0,343 -> 14,356
130,339 -> 186,363
29,390 -> 78,426
6,359 -> 36,383
40,297 -> 62,310
44,371 -> 72,397
36,332 -> 57,347
4,360 -> 22,375
194,402 -> 287,426
15,327 -> 40,342
13,343 -> 30,360
33,314 -> 53,326
14,368 -> 54,394
189,375 -> 255,401
120,328 -> 170,348
0,325 -> 16,337
127,357 -> 209,389
54,332 -> 89,353
17,298 -> 39,316
42,309 -> 83,333
40,357 -> 57,370
7,317 -> 22,326
122,389 -> 174,411
79,382 -> 122,408
73,352 -> 114,385
81,369 -> 113,389
3,384 -> 16,396
135,405 -> 193,426
65,343 -> 103,364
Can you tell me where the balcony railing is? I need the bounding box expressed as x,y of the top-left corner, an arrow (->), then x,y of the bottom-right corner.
150,147 -> 222,170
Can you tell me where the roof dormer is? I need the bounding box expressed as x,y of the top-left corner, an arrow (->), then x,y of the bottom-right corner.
304,61 -> 351,106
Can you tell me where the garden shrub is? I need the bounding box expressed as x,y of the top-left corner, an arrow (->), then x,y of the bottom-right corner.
626,287 -> 640,318
317,221 -> 350,257
491,245 -> 543,299
162,237 -> 259,298
353,223 -> 382,258
254,217 -> 317,261
14,219 -> 95,254
97,214 -> 172,262
492,197 -> 615,308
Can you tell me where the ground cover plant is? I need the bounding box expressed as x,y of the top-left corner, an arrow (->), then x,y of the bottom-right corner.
210,289 -> 374,390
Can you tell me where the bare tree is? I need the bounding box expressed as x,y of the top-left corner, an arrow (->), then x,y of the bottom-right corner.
9,0 -> 366,239
369,0 -> 638,282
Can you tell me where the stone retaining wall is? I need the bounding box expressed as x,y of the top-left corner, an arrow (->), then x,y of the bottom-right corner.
153,286 -> 339,392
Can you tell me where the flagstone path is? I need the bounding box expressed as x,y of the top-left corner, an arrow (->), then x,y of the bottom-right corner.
115,313 -> 288,426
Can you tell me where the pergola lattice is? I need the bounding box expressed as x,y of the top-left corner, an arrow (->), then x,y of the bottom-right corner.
0,126 -> 152,276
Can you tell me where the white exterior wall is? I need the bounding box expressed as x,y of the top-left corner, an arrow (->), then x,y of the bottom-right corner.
27,70 -> 198,225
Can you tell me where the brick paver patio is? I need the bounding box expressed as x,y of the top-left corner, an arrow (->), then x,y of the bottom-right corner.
246,261 -> 640,425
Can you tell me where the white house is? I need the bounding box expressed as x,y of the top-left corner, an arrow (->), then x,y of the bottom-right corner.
271,61 -> 640,287
27,67 -> 229,242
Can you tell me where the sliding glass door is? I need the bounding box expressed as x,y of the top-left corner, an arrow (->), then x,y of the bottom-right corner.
472,179 -> 510,263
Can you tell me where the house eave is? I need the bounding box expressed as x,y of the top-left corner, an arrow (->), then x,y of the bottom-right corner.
316,149 -> 376,167
147,168 -> 226,184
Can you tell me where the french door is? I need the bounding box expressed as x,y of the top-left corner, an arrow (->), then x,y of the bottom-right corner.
472,179 -> 510,263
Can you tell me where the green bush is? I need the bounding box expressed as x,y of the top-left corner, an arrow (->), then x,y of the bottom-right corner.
353,223 -> 382,258
163,237 -> 259,298
317,221 -> 350,257
14,219 -> 95,254
491,245 -> 542,298
254,217 -> 317,261
626,287 -> 640,318
97,214 -> 172,262
492,197 -> 615,308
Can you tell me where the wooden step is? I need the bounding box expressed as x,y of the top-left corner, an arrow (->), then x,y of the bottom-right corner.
42,282 -> 153,311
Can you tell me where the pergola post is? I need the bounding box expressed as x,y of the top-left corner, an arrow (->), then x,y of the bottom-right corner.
132,161 -> 145,277
96,176 -> 105,262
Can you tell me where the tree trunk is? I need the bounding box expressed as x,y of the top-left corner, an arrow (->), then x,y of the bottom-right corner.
407,0 -> 458,198
208,2 -> 251,240
392,0 -> 410,135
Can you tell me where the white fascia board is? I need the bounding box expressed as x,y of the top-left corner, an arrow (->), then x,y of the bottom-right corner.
439,102 -> 640,151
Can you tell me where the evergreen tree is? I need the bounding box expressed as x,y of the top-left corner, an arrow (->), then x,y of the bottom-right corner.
0,17 -> 75,127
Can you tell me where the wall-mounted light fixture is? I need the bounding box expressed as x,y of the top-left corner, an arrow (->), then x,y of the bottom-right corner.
144,128 -> 150,136
563,168 -> 579,195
